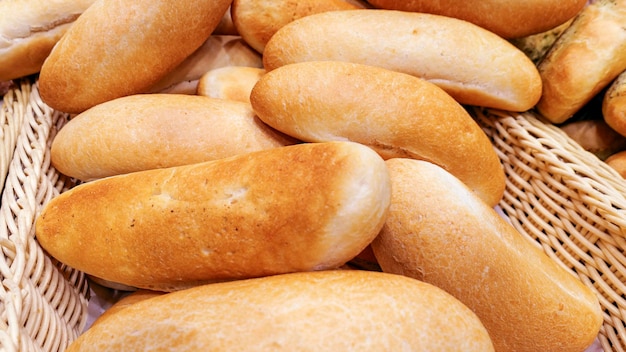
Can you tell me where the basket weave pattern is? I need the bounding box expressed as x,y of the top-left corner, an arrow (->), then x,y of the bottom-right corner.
0,80 -> 89,352
473,107 -> 626,352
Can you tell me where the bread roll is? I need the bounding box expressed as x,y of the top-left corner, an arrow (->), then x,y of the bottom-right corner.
148,35 -> 262,94
366,0 -> 586,39
197,66 -> 265,103
603,70 -> 626,137
536,0 -> 626,124
250,61 -> 505,207
38,0 -> 232,113
371,158 -> 603,352
0,0 -> 97,81
51,94 -> 296,181
67,270 -> 495,351
605,150 -> 626,178
36,141 -> 391,291
263,9 -> 542,112
231,0 -> 363,54
559,118 -> 626,160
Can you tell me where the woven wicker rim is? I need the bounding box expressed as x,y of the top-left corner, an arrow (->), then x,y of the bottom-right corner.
473,107 -> 626,352
0,80 -> 89,352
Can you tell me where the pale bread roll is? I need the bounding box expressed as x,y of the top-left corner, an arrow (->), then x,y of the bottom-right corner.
148,35 -> 262,94
197,66 -> 265,103
366,0 -> 586,39
371,158 -> 603,352
231,0 -> 364,53
250,61 -> 505,207
263,9 -> 542,111
36,142 -> 391,291
0,0 -> 97,81
38,0 -> 232,113
536,0 -> 626,123
51,94 -> 297,181
67,271 -> 495,351
603,70 -> 626,137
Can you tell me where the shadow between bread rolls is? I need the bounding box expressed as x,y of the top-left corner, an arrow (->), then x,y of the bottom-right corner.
250,60 -> 506,207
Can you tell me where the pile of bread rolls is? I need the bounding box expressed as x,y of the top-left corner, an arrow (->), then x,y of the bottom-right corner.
2,0 -> 613,351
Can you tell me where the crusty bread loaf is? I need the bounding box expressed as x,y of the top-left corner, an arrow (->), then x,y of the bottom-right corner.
371,158 -> 603,352
250,61 -> 505,207
603,70 -> 626,137
0,0 -> 97,81
67,270 -> 495,351
51,94 -> 296,181
536,0 -> 626,124
38,0 -> 232,113
231,0 -> 363,54
605,150 -> 626,178
36,142 -> 391,291
366,0 -> 586,39
197,66 -> 265,103
148,35 -> 262,94
262,9 -> 542,111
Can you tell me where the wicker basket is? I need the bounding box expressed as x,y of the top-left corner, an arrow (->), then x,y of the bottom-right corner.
0,79 -> 89,352
472,107 -> 626,352
1,78 -> 625,351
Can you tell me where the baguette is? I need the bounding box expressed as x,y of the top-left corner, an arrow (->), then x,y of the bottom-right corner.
366,0 -> 586,39
371,158 -> 603,352
68,270 -> 495,351
38,0 -> 232,113
0,0 -> 97,81
536,0 -> 626,124
36,142 -> 391,291
148,35 -> 262,95
197,66 -> 265,103
51,94 -> 296,181
250,61 -> 505,207
231,0 -> 363,54
262,9 -> 542,111
603,69 -> 626,137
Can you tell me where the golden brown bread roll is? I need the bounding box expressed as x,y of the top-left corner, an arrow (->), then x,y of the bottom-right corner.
0,0 -> 97,81
51,94 -> 296,181
371,158 -> 603,352
197,66 -> 265,103
250,61 -> 505,207
262,9 -> 542,111
603,69 -> 626,137
148,35 -> 262,95
36,142 -> 391,291
536,0 -> 626,124
38,0 -> 232,113
231,0 -> 363,53
605,150 -> 626,178
366,0 -> 586,39
68,271 -> 495,351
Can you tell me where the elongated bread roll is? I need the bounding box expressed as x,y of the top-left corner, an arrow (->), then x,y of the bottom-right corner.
197,66 -> 265,103
67,270 -> 495,351
366,0 -> 586,39
251,61 -> 505,207
536,0 -> 626,124
231,0 -> 363,53
0,0 -> 97,81
603,70 -> 626,137
148,35 -> 262,94
38,0 -> 232,113
263,9 -> 542,111
51,94 -> 296,181
36,142 -> 391,291
371,158 -> 603,352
